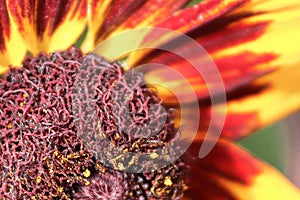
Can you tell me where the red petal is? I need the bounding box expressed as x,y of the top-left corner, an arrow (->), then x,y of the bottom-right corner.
84,0 -> 190,51
126,0 -> 248,65
156,0 -> 247,33
143,49 -> 276,104
94,0 -> 146,40
217,64 -> 300,140
0,0 -> 26,72
205,0 -> 300,71
194,19 -> 271,54
7,0 -> 87,54
184,139 -> 300,199
0,1 -> 10,51
119,0 -> 190,29
185,139 -> 262,199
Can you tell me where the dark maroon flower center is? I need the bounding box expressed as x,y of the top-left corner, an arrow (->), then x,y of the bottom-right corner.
0,47 -> 186,199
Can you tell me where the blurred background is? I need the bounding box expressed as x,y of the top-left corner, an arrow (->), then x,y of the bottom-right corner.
239,112 -> 300,188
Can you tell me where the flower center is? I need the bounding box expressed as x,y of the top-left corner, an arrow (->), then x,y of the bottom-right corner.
0,47 -> 187,199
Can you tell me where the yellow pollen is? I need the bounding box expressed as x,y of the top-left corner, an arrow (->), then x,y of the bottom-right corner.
83,169 -> 91,178
36,175 -> 42,183
118,163 -> 125,171
96,163 -> 106,173
150,153 -> 158,159
7,123 -> 12,129
164,176 -> 173,186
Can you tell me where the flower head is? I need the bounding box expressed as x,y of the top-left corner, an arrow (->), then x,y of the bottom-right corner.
1,0 -> 300,199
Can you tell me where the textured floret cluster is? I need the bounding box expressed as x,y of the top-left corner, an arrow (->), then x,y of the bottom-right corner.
0,47 -> 186,199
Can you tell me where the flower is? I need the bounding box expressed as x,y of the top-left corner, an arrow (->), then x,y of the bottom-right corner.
1,0 -> 300,199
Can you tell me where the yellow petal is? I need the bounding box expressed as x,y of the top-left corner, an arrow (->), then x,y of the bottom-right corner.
6,0 -> 87,54
82,0 -> 146,52
184,139 -> 300,199
219,63 -> 300,139
217,164 -> 300,200
0,1 -> 26,73
213,0 -> 300,70
82,0 -> 112,52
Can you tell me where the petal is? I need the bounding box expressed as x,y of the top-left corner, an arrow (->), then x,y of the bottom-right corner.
218,63 -> 300,140
115,0 -> 190,30
127,0 -> 247,65
178,63 -> 300,141
127,1 -> 283,103
141,0 -> 300,103
7,0 -> 87,54
186,0 -> 300,102
82,0 -> 146,51
184,139 -> 300,199
210,0 -> 300,70
156,0 -> 247,33
142,50 -> 276,104
81,0 -> 112,51
83,0 -> 192,52
0,0 -> 26,73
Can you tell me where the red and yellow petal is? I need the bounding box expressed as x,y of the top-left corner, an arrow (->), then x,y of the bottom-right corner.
127,0 -> 247,65
6,0 -> 87,54
210,0 -> 300,70
0,0 -> 26,73
142,0 -> 300,104
142,50 -> 276,104
145,59 -> 297,142
83,0 -> 192,52
115,0 -> 190,31
128,0 -> 293,103
184,139 -> 300,199
218,63 -> 300,140
82,0 -> 146,52
156,0 -> 247,34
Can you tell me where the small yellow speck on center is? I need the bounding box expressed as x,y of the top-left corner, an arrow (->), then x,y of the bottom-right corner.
164,176 -> 173,186
83,169 -> 91,178
150,153 -> 158,159
7,123 -> 12,129
36,175 -> 42,183
58,187 -> 63,192
118,163 -> 125,170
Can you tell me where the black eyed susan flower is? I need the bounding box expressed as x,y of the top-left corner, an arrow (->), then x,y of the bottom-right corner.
1,0 -> 300,199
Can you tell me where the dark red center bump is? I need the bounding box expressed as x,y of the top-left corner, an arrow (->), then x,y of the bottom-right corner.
0,47 -> 187,199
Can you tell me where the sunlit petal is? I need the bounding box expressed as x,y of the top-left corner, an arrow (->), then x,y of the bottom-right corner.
7,0 -> 87,54
212,0 -> 300,70
115,0 -> 190,30
0,0 -> 26,73
156,0 -> 247,33
218,63 -> 300,139
143,50 -> 275,103
184,139 -> 300,199
82,0 -> 146,51
127,0 -> 247,65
